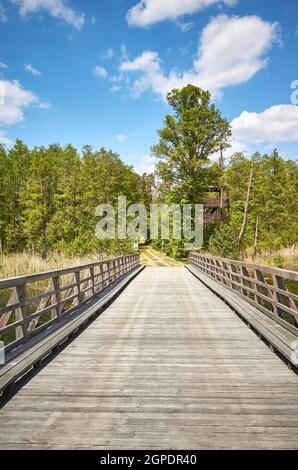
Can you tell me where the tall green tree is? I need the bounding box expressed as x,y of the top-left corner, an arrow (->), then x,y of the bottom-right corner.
47,144 -> 82,250
152,85 -> 231,204
21,145 -> 61,259
0,144 -> 12,254
7,139 -> 31,251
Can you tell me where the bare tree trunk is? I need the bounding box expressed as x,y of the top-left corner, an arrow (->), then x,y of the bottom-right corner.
219,145 -> 224,208
252,215 -> 259,260
42,222 -> 47,260
238,161 -> 254,246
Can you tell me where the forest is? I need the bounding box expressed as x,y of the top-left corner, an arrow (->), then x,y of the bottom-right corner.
0,85 -> 297,272
0,141 -> 152,259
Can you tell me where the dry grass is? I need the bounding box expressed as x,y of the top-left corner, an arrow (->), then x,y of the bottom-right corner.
140,247 -> 184,267
245,246 -> 298,271
0,252 -> 107,280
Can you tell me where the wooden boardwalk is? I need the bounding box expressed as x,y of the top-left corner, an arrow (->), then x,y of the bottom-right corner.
1,267 -> 298,449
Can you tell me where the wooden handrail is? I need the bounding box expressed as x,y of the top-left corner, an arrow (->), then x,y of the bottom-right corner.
204,197 -> 229,208
189,252 -> 298,333
0,254 -> 140,352
203,213 -> 225,224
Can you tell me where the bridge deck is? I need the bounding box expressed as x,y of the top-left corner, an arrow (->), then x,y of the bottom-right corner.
1,267 -> 298,450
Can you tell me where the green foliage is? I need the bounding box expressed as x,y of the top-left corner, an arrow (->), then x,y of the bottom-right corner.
209,224 -> 240,259
0,141 -> 153,258
151,84 -> 231,258
272,254 -> 285,269
152,238 -> 186,259
222,149 -> 298,256
1,86 -> 297,264
152,84 -> 231,205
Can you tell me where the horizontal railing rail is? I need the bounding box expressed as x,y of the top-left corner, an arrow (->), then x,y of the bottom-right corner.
189,252 -> 298,334
204,197 -> 229,208
0,254 -> 140,353
203,213 -> 224,224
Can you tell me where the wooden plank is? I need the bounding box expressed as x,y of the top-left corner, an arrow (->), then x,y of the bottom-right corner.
0,254 -> 140,351
0,266 -> 144,393
0,267 -> 297,450
187,265 -> 297,361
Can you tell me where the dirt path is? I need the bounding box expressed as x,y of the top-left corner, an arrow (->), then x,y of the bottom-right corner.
140,247 -> 185,267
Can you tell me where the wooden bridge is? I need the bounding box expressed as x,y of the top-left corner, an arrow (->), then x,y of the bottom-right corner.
0,253 -> 298,449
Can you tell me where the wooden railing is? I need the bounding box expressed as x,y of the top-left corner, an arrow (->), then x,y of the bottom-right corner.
189,253 -> 298,333
204,197 -> 229,208
0,254 -> 140,352
203,213 -> 224,224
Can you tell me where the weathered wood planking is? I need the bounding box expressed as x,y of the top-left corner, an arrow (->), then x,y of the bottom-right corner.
0,254 -> 139,353
0,265 -> 144,394
0,267 -> 298,450
187,264 -> 298,368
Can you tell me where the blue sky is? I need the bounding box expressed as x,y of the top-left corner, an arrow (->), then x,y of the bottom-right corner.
0,0 -> 298,172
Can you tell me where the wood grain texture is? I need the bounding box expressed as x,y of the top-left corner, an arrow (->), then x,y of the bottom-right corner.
0,267 -> 298,450
0,254 -> 139,353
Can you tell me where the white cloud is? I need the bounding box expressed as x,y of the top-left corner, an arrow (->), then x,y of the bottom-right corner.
93,65 -> 108,79
134,154 -> 157,174
120,50 -> 169,97
177,21 -> 194,32
179,47 -> 189,56
120,15 -> 278,99
10,0 -> 85,29
210,137 -> 246,162
120,44 -> 129,61
193,15 -> 278,91
24,63 -> 42,77
231,105 -> 298,144
127,0 -> 237,27
216,105 -> 298,160
110,85 -> 121,93
0,79 -> 38,126
100,48 -> 115,60
0,4 -> 7,22
115,133 -> 127,142
0,131 -> 12,146
115,132 -> 137,141
109,74 -> 123,83
0,62 -> 8,70
35,100 -> 50,109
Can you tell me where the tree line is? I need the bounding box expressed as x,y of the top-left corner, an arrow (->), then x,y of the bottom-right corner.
210,150 -> 298,259
0,84 -> 297,261
151,85 -> 298,259
0,141 -> 152,258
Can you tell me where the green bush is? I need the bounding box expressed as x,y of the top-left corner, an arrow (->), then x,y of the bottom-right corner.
209,224 -> 240,259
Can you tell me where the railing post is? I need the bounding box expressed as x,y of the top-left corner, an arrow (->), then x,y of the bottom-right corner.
255,269 -> 276,314
14,284 -> 26,339
89,266 -> 95,295
0,254 -> 141,352
51,275 -> 61,319
273,274 -> 298,324
230,264 -> 242,292
188,252 -> 298,333
74,269 -> 80,306
240,266 -> 251,297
